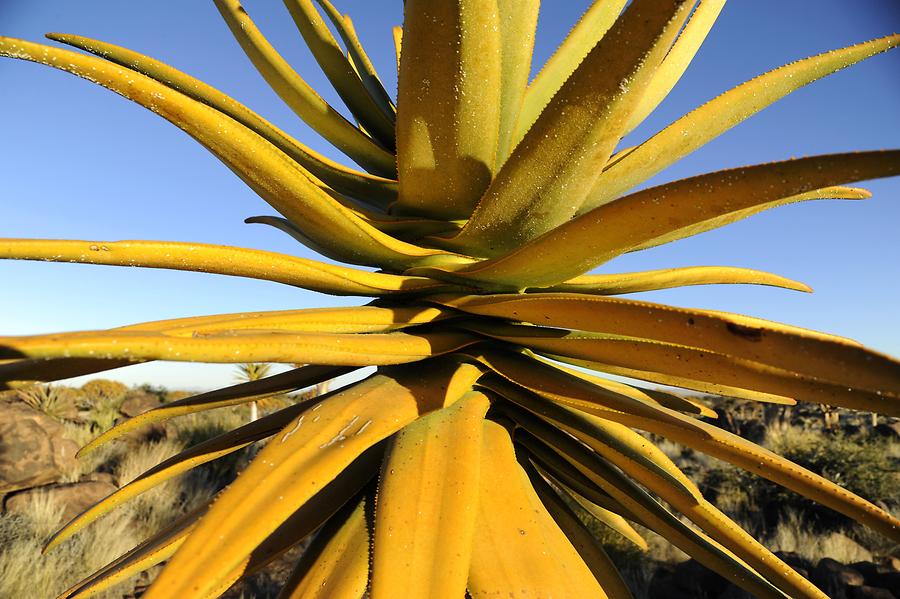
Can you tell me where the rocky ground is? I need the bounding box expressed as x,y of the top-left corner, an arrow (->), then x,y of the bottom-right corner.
0,382 -> 897,598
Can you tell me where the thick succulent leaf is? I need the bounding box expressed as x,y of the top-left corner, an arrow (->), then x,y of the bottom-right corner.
628,186 -> 871,253
444,0 -> 693,256
211,444 -> 383,594
278,496 -> 370,599
0,358 -> 135,387
0,39 -> 465,270
522,459 -> 634,599
313,1 -> 396,118
391,26 -> 402,73
493,0 -> 540,165
546,266 -> 811,295
0,326 -> 475,369
0,238 -> 462,296
515,427 -> 788,598
510,404 -> 824,598
438,293 -> 900,396
46,401 -> 314,551
484,351 -> 900,543
469,322 -> 896,414
623,0 -> 727,133
45,33 -> 397,205
467,420 -> 608,598
394,0 -> 502,219
562,485 -> 649,552
371,391 -> 490,599
212,0 -> 394,175
584,34 -> 900,209
145,361 -> 472,598
57,499 -> 210,599
513,0 -> 627,144
527,353 -> 717,418
487,377 -> 701,503
419,151 -> 900,288
79,365 -> 350,456
281,0 -> 395,147
247,213 -> 458,248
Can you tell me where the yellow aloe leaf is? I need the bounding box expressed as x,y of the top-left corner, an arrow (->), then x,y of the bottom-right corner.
529,447 -> 648,550
246,213 -> 458,249
46,401 -> 313,552
628,186 -> 871,252
513,0 -> 627,145
57,499 -> 210,599
371,391 -> 490,599
547,351 -> 797,405
472,323 -> 894,413
213,444 -> 383,592
391,26 -> 402,73
281,0 -> 395,147
0,39 -> 464,270
546,266 -> 811,295
444,0 -> 693,256
493,0 -> 540,165
212,0 -> 394,175
467,420 -> 608,598
45,32 -> 397,205
522,460 -> 634,599
517,428 -> 789,599
437,293 -> 900,395
279,496 -> 371,599
317,1 -> 397,118
584,34 -> 900,209
79,364 -> 349,456
0,238 -> 462,296
517,439 -> 638,522
564,486 -> 649,552
488,352 -> 900,543
527,353 -> 717,418
623,0 -> 727,133
420,151 -> 900,288
394,0 -> 503,219
144,361 -> 471,598
0,327 -> 475,369
488,377 -> 701,503
0,358 -> 135,386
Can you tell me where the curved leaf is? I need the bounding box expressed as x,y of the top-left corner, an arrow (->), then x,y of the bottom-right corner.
144,361 -> 473,598
45,32 -> 397,205
371,391 -> 489,599
467,420 -> 607,598
212,0 -> 395,175
522,459 -> 634,599
438,293 -> 900,395
546,266 -> 811,295
623,0 -> 727,133
444,0 -> 694,256
584,34 -> 900,210
513,0 -> 627,145
79,364 -> 350,456
281,0 -> 395,147
278,496 -> 370,599
424,151 -> 900,288
0,238 -> 462,296
393,0 -> 502,219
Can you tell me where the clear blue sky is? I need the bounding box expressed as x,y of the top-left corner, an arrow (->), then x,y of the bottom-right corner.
1,1 -> 898,390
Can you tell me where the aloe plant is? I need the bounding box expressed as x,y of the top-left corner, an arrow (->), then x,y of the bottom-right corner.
1,1 -> 899,598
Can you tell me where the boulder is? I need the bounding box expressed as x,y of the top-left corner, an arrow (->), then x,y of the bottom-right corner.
119,391 -> 163,418
0,401 -> 78,495
4,479 -> 117,522
812,558 -> 866,598
874,421 -> 900,439
648,559 -> 727,598
849,586 -> 895,599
